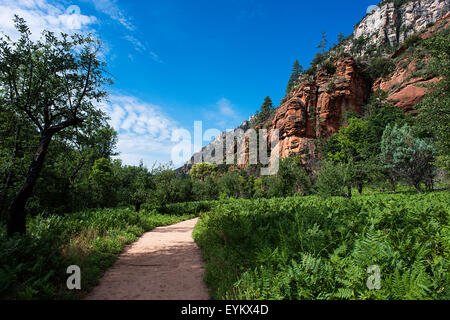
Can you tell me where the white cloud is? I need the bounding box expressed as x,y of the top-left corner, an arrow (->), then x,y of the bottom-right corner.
85,0 -> 134,31
123,35 -> 162,63
205,98 -> 242,130
100,95 -> 190,167
123,35 -> 146,52
149,50 -> 163,63
217,98 -> 237,117
0,0 -> 97,40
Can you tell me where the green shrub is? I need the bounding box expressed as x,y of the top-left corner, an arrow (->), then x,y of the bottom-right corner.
365,57 -> 396,80
323,61 -> 337,75
314,161 -> 351,197
404,33 -> 422,49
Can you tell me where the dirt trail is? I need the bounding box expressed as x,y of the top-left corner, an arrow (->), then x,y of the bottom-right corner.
85,218 -> 209,300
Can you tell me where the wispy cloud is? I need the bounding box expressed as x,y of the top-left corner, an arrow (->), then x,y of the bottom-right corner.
100,95 -> 186,166
204,98 -> 242,130
85,0 -> 134,31
149,50 -> 163,63
123,35 -> 162,63
123,35 -> 146,52
217,98 -> 238,118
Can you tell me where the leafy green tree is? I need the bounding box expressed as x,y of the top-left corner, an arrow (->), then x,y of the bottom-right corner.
380,124 -> 436,193
324,118 -> 373,195
0,17 -> 111,236
314,161 -> 352,198
286,60 -> 303,94
190,163 -> 218,181
116,162 -> 153,212
218,171 -> 240,198
0,111 -> 35,219
278,154 -> 311,197
89,158 -> 116,208
262,175 -> 284,198
366,104 -> 407,156
415,34 -> 450,173
192,176 -> 219,201
238,170 -> 255,199
151,166 -> 179,206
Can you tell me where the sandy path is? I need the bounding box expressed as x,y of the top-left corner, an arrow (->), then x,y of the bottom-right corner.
85,218 -> 209,300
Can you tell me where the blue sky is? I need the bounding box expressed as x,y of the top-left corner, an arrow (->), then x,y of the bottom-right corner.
0,0 -> 379,167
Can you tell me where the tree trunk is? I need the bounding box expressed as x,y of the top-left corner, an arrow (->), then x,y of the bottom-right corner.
135,202 -> 141,212
6,132 -> 53,236
390,178 -> 396,193
414,182 -> 422,194
0,126 -> 21,220
347,184 -> 352,199
357,181 -> 363,195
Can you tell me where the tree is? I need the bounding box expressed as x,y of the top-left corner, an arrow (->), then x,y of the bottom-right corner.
415,34 -> 450,173
380,124 -> 436,193
190,163 -> 218,181
317,31 -> 329,54
0,17 -> 111,236
324,118 -> 373,195
286,60 -> 303,94
255,96 -> 274,124
218,171 -> 240,198
366,103 -> 406,156
315,161 -> 352,198
117,162 -> 153,212
192,176 -> 219,201
89,158 -> 116,208
278,154 -> 311,197
337,33 -> 346,45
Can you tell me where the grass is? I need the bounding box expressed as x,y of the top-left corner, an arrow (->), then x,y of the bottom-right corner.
0,207 -> 196,300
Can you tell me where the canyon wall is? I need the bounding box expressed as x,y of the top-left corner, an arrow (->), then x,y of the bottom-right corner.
180,1 -> 449,173
345,0 -> 449,55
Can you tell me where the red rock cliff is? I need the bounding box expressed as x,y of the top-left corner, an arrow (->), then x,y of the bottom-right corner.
272,57 -> 370,159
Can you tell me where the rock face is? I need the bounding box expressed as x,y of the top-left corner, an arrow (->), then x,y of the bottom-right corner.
373,57 -> 440,112
373,12 -> 450,112
177,121 -> 252,174
345,0 -> 449,56
272,57 -> 370,158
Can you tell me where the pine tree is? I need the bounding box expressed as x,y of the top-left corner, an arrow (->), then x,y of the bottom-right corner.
286,60 -> 303,94
256,96 -> 274,124
317,31 -> 329,54
337,33 -> 345,45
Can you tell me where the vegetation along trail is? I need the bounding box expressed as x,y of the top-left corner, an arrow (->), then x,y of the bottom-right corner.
85,218 -> 209,300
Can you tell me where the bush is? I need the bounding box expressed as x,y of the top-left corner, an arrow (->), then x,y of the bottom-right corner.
314,161 -> 351,197
323,61 -> 336,75
404,33 -> 422,49
143,200 -> 217,216
365,57 -> 396,80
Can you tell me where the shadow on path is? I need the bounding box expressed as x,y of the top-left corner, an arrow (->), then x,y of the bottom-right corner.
85,218 -> 209,300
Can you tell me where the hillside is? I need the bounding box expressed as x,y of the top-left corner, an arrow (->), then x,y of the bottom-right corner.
180,0 -> 449,173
